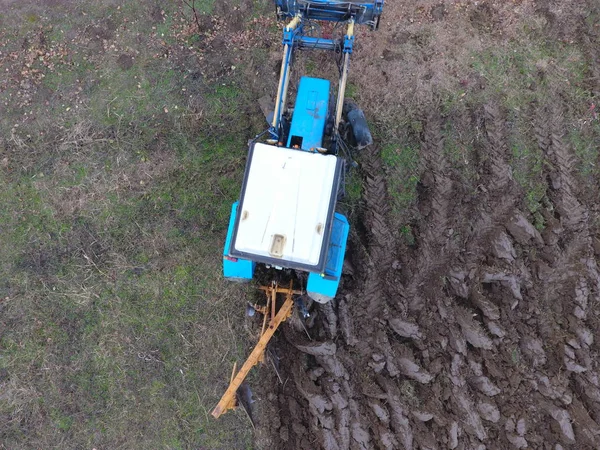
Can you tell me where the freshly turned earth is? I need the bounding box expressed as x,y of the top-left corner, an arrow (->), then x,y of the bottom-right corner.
248,1 -> 600,448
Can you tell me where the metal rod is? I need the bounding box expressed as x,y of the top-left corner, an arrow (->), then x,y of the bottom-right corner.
334,53 -> 350,132
272,44 -> 290,128
271,14 -> 302,132
334,20 -> 355,134
212,283 -> 301,418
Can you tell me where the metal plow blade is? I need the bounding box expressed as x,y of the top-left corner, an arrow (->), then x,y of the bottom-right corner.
236,382 -> 256,427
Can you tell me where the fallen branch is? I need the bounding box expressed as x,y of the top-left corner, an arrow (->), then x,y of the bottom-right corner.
182,0 -> 202,33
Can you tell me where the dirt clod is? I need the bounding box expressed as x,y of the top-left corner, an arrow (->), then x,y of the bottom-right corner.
116,53 -> 134,70
506,212 -> 544,246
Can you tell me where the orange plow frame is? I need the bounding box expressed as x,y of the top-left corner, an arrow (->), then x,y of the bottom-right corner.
211,281 -> 302,418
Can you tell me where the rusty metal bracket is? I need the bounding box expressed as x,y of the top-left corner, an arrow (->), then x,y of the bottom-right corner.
211,281 -> 302,418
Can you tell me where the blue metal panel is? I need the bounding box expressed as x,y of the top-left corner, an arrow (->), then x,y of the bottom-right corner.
323,213 -> 348,276
307,213 -> 350,301
287,77 -> 330,151
223,202 -> 254,281
298,36 -> 339,51
276,0 -> 384,27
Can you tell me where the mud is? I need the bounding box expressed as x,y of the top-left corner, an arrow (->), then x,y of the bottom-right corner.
254,107 -> 600,448
243,1 -> 600,449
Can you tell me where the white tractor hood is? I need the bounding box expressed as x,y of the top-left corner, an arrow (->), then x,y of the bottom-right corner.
230,142 -> 342,271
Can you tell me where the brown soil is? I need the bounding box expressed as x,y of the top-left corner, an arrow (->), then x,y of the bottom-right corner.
244,1 -> 600,449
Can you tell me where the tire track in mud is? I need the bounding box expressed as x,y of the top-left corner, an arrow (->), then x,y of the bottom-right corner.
254,144 -> 407,450
404,110 -> 455,312
284,144 -> 422,450
443,98 -> 600,448
467,102 -> 523,245
436,100 -> 600,447
416,103 -> 534,448
458,102 -> 529,324
350,107 -> 527,449
530,99 -> 600,447
256,99 -> 600,449
417,110 -> 453,259
264,106 -> 532,449
359,144 -> 403,315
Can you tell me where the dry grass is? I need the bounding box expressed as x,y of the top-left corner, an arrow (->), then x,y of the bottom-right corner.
0,0 -> 270,448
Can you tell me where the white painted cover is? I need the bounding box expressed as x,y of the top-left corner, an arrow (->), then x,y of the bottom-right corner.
234,143 -> 338,267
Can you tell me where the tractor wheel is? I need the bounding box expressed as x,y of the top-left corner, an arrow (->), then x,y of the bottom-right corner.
343,98 -> 373,150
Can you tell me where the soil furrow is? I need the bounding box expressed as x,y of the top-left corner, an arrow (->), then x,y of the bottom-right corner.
403,110 -> 456,313
253,4 -> 600,449
255,143 -> 407,449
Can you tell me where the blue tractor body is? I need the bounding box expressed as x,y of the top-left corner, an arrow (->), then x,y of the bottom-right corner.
222,1 -> 383,303
223,202 -> 255,281
276,0 -> 383,28
287,77 -> 330,151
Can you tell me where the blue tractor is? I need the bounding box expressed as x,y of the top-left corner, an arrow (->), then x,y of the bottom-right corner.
223,0 -> 384,303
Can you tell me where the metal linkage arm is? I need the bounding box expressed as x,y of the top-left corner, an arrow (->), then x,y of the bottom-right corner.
297,36 -> 341,51
276,0 -> 384,29
270,14 -> 302,140
332,19 -> 355,151
269,2 -> 382,146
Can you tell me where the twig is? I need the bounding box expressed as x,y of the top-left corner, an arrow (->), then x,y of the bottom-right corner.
182,0 -> 202,33
82,250 -> 107,277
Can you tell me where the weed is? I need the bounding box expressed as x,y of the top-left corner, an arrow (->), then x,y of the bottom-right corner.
571,127 -> 599,180
345,82 -> 358,99
344,169 -> 363,204
381,142 -> 420,217
400,224 -> 416,246
509,110 -> 549,228
511,348 -> 521,365
338,167 -> 363,219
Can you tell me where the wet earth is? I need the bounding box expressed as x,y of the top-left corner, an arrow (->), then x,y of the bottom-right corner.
238,0 -> 600,448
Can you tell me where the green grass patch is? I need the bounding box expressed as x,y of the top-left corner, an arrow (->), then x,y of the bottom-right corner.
0,1 -> 256,448
181,0 -> 217,16
470,39 -> 590,110
381,142 -> 420,219
337,167 -> 363,219
345,82 -> 358,99
509,112 -> 548,230
571,126 -> 599,180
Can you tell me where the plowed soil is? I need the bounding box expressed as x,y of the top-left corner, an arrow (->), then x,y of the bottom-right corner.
246,1 -> 600,448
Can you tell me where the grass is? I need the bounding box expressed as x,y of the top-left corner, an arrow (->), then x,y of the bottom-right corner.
465,31 -> 593,226
345,82 -> 358,99
375,17 -> 598,239
470,34 -> 596,226
380,141 -> 420,240
570,125 -> 600,181
0,1 -> 258,448
469,37 -> 590,110
1,149 -> 254,448
510,122 -> 548,230
337,165 -> 363,221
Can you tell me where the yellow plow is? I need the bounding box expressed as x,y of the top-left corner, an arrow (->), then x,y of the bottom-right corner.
211,281 -> 302,419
